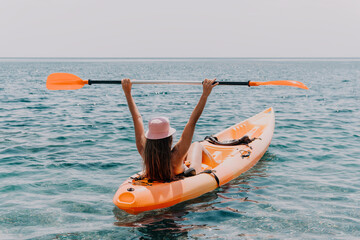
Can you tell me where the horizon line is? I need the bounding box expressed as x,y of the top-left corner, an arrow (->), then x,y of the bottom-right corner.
1,57 -> 360,59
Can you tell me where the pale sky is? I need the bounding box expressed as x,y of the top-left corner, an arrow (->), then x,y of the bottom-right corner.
0,0 -> 359,58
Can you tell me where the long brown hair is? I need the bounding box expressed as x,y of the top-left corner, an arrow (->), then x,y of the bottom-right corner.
143,136 -> 174,182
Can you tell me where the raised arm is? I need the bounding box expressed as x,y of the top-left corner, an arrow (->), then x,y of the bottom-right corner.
122,79 -> 146,157
173,78 -> 218,158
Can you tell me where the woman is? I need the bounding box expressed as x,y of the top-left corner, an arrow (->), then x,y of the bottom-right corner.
122,78 -> 218,182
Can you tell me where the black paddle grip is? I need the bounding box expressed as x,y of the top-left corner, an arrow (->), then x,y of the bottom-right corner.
88,79 -> 122,85
215,81 -> 250,86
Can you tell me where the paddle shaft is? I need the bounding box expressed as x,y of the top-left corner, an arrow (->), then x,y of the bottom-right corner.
88,79 -> 249,86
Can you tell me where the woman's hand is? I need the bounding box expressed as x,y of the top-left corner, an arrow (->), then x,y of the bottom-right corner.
122,78 -> 132,96
202,78 -> 218,97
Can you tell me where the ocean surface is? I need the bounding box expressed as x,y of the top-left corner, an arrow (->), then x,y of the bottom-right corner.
0,58 -> 359,239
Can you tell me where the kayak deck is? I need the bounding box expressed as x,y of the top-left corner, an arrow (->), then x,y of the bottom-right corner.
113,107 -> 275,214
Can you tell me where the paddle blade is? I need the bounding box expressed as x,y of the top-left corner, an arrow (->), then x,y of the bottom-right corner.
249,80 -> 309,89
46,73 -> 88,90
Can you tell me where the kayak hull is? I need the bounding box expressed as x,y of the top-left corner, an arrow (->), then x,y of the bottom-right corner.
113,107 -> 275,214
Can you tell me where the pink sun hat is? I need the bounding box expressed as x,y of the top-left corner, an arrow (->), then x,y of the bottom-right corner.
145,117 -> 176,140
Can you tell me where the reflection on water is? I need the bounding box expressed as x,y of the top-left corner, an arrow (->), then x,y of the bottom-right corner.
113,152 -> 273,238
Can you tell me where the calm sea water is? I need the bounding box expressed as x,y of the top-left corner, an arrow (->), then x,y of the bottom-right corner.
0,58 -> 359,239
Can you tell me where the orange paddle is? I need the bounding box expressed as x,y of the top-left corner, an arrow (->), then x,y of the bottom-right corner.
249,80 -> 309,89
46,73 -> 89,90
46,73 -> 309,90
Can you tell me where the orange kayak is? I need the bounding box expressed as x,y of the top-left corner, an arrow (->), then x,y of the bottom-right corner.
113,107 -> 275,214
